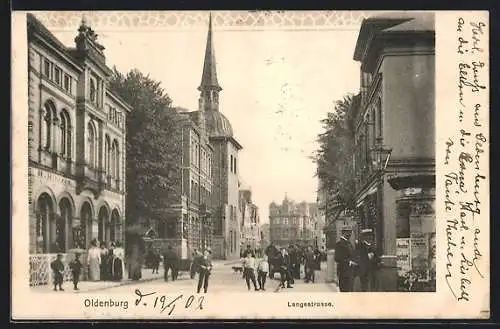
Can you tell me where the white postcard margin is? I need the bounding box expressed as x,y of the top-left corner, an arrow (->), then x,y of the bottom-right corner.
11,11 -> 490,319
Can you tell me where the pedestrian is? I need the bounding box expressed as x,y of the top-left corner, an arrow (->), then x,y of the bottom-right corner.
163,245 -> 179,282
197,248 -> 213,294
257,254 -> 269,291
304,245 -> 315,283
151,250 -> 161,274
87,239 -> 101,281
69,252 -> 82,290
356,228 -> 381,292
278,248 -> 293,289
99,241 -> 109,281
50,253 -> 65,291
112,241 -> 125,281
190,249 -> 202,279
243,252 -> 259,291
335,228 -> 357,292
288,245 -> 299,280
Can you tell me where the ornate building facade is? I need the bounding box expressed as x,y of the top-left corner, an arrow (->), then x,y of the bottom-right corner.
239,189 -> 261,251
350,14 -> 435,291
269,195 -> 315,248
27,14 -> 131,285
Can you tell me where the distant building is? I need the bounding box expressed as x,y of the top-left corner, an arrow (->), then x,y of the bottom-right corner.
309,203 -> 326,252
27,14 -> 131,285
268,195 -> 315,248
239,189 -> 261,251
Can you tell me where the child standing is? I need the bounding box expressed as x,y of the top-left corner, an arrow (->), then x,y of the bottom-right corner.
69,253 -> 83,290
257,255 -> 269,291
50,254 -> 65,291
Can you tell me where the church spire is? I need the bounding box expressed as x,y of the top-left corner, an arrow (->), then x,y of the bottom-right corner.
198,12 -> 222,112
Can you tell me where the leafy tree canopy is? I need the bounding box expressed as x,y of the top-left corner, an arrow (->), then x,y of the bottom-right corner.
313,94 -> 356,220
109,68 -> 183,227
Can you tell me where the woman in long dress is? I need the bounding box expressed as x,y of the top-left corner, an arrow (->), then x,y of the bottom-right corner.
87,239 -> 101,281
99,241 -> 109,281
111,242 -> 125,281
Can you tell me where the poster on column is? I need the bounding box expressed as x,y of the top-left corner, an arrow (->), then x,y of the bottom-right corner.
396,238 -> 411,276
410,233 -> 429,281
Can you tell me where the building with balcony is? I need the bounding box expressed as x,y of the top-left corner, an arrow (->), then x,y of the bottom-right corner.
239,189 -> 261,251
350,13 -> 435,291
27,14 -> 131,285
143,106 -> 215,260
269,195 -> 315,248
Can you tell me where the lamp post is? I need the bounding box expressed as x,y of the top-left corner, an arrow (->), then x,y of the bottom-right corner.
370,137 -> 392,174
369,137 -> 392,255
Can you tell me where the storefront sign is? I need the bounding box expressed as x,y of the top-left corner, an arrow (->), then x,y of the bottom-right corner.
410,233 -> 430,281
34,168 -> 75,188
396,238 -> 411,276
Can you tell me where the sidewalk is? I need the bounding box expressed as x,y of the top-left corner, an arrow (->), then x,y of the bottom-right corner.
31,268 -> 164,294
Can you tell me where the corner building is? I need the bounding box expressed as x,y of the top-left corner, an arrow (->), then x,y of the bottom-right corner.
350,14 -> 435,291
27,14 -> 131,285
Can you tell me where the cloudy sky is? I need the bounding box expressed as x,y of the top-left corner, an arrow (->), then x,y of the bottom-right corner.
43,12 -> 361,223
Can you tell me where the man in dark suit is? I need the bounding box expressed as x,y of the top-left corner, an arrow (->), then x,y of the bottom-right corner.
163,245 -> 179,282
335,228 -> 357,292
356,228 -> 381,292
277,248 -> 293,288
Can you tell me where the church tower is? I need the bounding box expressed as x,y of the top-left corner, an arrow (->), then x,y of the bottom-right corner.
198,13 -> 222,112
196,12 -> 243,260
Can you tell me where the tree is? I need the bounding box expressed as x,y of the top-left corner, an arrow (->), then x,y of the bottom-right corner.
108,68 -> 183,230
313,94 -> 356,221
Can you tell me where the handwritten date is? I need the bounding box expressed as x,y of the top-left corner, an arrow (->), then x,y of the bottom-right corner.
134,289 -> 204,315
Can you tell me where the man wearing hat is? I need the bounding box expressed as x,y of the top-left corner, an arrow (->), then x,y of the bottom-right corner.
197,247 -> 213,294
69,252 -> 83,290
50,253 -> 65,291
334,228 -> 357,292
356,228 -> 381,292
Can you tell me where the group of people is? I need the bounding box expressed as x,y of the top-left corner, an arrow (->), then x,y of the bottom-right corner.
264,242 -> 322,289
148,246 -> 214,294
49,239 -> 125,292
190,248 -> 213,294
87,239 -> 125,282
335,228 -> 382,292
240,246 -> 270,291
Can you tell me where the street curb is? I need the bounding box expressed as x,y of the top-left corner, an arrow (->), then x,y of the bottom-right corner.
76,276 -> 163,293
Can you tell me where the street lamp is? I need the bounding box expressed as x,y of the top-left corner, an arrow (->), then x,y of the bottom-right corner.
370,137 -> 392,173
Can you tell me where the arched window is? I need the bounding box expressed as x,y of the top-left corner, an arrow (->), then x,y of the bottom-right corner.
112,140 -> 120,181
36,193 -> 53,253
59,110 -> 71,158
104,135 -> 111,177
42,101 -> 56,150
59,198 -> 73,251
98,207 -> 109,243
87,122 -> 97,169
79,202 -> 92,249
110,209 -> 120,243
